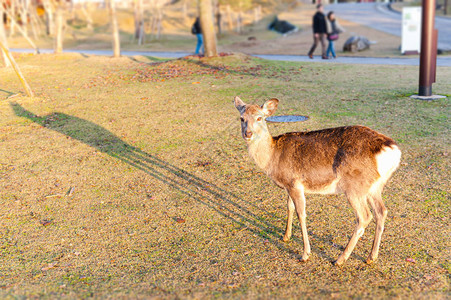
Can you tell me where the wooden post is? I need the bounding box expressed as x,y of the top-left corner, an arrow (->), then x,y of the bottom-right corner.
0,41 -> 34,97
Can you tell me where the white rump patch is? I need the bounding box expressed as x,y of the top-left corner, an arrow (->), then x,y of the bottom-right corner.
375,145 -> 401,180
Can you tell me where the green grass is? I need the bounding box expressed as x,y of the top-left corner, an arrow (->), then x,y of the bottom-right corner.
0,53 -> 450,298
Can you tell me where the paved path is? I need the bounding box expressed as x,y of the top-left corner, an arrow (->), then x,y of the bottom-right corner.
326,3 -> 451,52
11,48 -> 451,67
10,3 -> 451,66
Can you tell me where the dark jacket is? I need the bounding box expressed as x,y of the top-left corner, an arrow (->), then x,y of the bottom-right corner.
192,17 -> 201,35
312,12 -> 327,34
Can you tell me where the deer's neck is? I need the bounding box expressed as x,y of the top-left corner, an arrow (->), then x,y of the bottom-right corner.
248,133 -> 274,171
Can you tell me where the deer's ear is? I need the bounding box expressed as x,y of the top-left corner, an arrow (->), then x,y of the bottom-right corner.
262,98 -> 279,117
234,96 -> 246,113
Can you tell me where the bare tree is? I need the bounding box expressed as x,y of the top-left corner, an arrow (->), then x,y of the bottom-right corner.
81,2 -> 93,31
4,4 -> 39,53
0,2 -> 11,67
19,0 -> 29,37
199,0 -> 217,57
8,0 -> 16,37
43,0 -> 55,35
134,0 -> 144,45
54,0 -> 66,54
107,0 -> 121,57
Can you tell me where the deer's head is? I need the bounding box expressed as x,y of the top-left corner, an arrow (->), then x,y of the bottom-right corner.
234,96 -> 279,143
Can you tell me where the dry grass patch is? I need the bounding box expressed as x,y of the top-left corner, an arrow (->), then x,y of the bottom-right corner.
0,53 -> 449,298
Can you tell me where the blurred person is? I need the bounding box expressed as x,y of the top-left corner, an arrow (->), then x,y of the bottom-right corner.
308,4 -> 328,59
326,11 -> 345,59
191,17 -> 204,55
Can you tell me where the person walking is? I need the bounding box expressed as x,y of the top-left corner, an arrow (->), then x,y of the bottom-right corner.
326,11 -> 345,59
191,17 -> 203,55
308,4 -> 328,59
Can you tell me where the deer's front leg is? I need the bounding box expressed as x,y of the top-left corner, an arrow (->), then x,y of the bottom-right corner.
283,195 -> 295,242
287,184 -> 311,262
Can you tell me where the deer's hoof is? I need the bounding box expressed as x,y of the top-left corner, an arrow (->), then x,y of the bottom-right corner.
299,254 -> 310,263
366,257 -> 376,265
282,235 -> 291,242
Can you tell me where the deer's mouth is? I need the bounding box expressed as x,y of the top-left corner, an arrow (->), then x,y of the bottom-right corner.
243,132 -> 253,140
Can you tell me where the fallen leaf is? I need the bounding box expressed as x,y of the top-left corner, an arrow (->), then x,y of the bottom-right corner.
192,82 -> 200,84
175,217 -> 185,223
40,220 -> 53,226
41,262 -> 57,271
406,258 -> 416,264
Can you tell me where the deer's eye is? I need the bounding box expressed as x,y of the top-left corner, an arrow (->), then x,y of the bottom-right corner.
256,117 -> 262,122
240,117 -> 245,122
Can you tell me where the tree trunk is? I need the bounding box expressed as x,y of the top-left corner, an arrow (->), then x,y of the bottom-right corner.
134,0 -> 144,44
43,0 -> 54,35
54,2 -> 65,54
0,3 -> 11,67
108,0 -> 121,57
81,3 -> 93,31
29,2 -> 41,40
182,0 -> 188,22
156,7 -> 162,40
9,0 -> 16,37
19,0 -> 29,38
236,10 -> 242,34
226,5 -> 233,31
199,0 -> 217,57
215,2 -> 221,35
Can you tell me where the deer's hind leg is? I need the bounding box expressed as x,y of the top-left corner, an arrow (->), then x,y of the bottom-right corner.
283,195 -> 296,242
334,193 -> 373,265
366,191 -> 388,264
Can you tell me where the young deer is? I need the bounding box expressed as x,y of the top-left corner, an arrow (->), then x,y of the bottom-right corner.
234,97 -> 401,265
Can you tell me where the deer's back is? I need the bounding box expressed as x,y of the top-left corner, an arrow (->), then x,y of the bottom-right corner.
268,126 -> 398,194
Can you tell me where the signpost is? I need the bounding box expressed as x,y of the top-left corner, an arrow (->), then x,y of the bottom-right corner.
401,7 -> 422,55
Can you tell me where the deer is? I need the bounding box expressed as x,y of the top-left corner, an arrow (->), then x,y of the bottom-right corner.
234,96 -> 401,265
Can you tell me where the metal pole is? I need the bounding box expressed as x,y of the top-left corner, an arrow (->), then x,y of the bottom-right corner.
418,0 -> 437,96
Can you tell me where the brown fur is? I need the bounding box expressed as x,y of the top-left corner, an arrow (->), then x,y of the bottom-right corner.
234,96 -> 401,265
269,126 -> 395,194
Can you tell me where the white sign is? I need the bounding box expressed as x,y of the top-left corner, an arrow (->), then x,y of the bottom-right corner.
401,7 -> 422,54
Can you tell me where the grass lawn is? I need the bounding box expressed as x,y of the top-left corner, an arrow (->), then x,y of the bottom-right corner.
0,52 -> 450,298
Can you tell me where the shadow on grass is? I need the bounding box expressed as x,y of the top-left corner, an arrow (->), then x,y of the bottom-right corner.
11,102 -> 342,264
0,89 -> 17,99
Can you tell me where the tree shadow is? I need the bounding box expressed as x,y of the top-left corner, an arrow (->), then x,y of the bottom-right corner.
0,88 -> 18,99
11,102 -> 340,263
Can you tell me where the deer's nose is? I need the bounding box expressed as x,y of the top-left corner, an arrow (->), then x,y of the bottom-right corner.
244,131 -> 253,139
